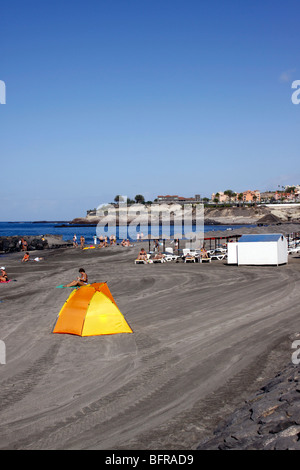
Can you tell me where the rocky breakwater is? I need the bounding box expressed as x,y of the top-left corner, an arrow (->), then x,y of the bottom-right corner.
197,361 -> 300,450
0,234 -> 72,254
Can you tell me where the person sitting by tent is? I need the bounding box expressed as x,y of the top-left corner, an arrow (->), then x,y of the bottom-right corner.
22,252 -> 30,262
137,248 -> 148,262
64,268 -> 88,287
0,267 -> 9,283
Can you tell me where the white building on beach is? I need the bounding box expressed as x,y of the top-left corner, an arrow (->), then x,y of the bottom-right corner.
227,233 -> 288,266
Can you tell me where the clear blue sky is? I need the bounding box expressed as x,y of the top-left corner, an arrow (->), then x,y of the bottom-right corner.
1,0 -> 299,220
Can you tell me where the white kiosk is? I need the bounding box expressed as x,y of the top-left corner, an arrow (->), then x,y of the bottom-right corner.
227,234 -> 288,266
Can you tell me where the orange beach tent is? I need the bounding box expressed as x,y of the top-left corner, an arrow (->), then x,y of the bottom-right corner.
53,282 -> 132,336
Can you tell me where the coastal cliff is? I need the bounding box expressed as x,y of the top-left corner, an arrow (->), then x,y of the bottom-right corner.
70,204 -> 300,226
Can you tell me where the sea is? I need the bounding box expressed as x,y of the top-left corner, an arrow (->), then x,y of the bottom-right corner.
0,221 -> 255,245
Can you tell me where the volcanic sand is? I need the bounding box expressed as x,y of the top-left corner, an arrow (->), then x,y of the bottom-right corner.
0,244 -> 300,450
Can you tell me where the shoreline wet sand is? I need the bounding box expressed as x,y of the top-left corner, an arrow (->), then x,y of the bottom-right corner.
0,238 -> 300,450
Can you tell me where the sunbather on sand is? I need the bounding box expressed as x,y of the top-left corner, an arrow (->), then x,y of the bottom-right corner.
137,248 -> 148,262
201,247 -> 209,259
153,252 -> 165,260
64,268 -> 88,287
0,267 -> 9,282
22,252 -> 30,262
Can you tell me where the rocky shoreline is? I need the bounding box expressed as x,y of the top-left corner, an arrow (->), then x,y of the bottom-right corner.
0,234 -> 72,254
197,359 -> 300,450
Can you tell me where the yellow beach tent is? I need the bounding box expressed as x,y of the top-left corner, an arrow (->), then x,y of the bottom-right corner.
53,282 -> 132,336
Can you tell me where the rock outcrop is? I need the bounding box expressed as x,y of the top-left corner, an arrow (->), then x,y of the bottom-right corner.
70,205 -> 300,226
0,234 -> 72,253
197,361 -> 300,450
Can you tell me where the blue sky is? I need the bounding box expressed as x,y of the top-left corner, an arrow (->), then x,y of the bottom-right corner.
1,0 -> 300,220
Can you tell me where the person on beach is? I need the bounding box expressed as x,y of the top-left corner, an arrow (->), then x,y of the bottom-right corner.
73,234 -> 78,247
154,239 -> 160,252
80,235 -> 85,249
99,236 -> 104,247
153,252 -> 165,260
21,238 -> 28,251
22,252 -> 30,262
137,248 -> 148,262
0,267 -> 9,283
64,268 -> 88,287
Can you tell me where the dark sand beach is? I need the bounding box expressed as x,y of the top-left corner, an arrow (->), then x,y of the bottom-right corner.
0,235 -> 300,450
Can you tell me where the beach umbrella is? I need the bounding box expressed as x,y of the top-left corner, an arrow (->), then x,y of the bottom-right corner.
53,282 -> 132,336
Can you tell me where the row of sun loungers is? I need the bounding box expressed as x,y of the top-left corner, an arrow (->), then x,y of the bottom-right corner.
135,237 -> 300,264
135,247 -> 227,264
288,240 -> 300,255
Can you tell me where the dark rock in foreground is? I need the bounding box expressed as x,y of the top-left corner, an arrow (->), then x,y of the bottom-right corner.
197,361 -> 300,450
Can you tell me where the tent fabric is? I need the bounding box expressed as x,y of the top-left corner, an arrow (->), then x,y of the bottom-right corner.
53,282 -> 132,336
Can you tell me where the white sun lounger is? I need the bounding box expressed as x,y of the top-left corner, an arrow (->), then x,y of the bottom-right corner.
210,253 -> 227,260
199,257 -> 211,263
288,247 -> 300,255
185,256 -> 196,263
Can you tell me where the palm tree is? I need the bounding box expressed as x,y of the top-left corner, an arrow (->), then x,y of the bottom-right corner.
224,189 -> 235,204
